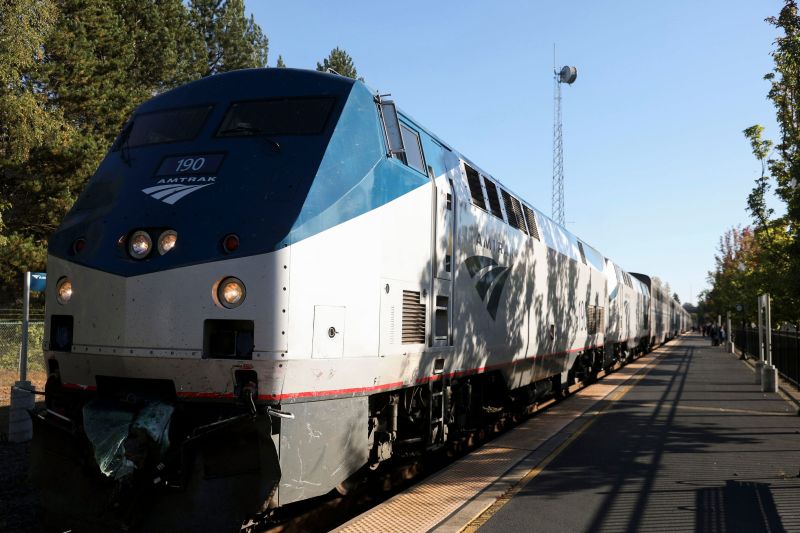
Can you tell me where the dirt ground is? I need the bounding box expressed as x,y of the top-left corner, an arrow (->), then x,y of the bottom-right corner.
0,370 -> 45,533
0,370 -> 46,433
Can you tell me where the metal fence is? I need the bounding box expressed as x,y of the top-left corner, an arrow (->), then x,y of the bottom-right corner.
0,308 -> 46,375
734,327 -> 800,388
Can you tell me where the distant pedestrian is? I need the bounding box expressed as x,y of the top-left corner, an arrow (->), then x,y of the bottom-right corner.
711,326 -> 719,346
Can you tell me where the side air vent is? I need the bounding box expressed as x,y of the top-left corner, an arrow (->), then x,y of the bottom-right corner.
586,305 -> 605,335
522,205 -> 540,240
402,290 -> 426,344
501,190 -> 526,232
465,164 -> 485,210
483,178 -> 504,219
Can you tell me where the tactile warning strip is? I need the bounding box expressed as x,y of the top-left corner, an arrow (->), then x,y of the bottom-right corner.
335,353 -> 664,533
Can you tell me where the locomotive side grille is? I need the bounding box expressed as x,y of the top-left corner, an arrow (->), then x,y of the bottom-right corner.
402,290 -> 426,344
465,164 -> 486,210
510,195 -> 526,233
483,178 -> 504,219
501,190 -> 525,232
522,205 -> 540,240
586,305 -> 605,335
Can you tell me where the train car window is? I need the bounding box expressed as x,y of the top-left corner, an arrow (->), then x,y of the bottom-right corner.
465,164 -> 486,210
115,105 -> 212,149
482,178 -> 504,220
522,205 -> 540,240
399,124 -> 427,174
435,296 -> 449,339
217,97 -> 335,136
577,242 -> 588,265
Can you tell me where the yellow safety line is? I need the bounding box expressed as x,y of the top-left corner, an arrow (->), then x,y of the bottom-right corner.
632,402 -> 794,416
459,347 -> 671,532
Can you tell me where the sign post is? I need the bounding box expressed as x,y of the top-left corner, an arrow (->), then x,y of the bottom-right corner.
758,293 -> 778,393
756,297 -> 765,384
9,271 -> 46,443
726,312 -> 733,354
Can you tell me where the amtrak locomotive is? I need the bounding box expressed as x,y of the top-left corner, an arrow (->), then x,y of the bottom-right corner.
33,68 -> 690,531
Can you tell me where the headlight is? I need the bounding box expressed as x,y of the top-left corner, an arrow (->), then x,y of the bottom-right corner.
129,230 -> 152,259
158,230 -> 177,255
217,277 -> 246,308
56,277 -> 73,305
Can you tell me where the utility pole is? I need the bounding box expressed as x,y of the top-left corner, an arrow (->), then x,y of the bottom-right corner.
552,48 -> 577,227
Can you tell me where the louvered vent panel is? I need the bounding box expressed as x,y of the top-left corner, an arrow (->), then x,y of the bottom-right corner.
587,304 -> 596,335
510,195 -> 526,233
522,205 -> 540,240
586,305 -> 605,335
483,179 -> 504,219
402,291 -> 426,344
465,165 -> 486,210
501,190 -> 521,230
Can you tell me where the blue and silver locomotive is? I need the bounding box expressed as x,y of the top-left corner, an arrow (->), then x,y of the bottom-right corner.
34,68 -> 690,531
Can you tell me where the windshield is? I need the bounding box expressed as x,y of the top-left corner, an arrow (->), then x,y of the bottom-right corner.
217,97 -> 335,137
114,105 -> 212,150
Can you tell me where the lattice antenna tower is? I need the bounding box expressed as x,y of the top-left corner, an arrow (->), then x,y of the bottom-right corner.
552,49 -> 577,226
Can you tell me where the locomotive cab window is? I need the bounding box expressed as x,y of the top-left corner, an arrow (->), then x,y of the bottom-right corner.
398,124 -> 427,174
113,105 -> 212,150
217,97 -> 335,137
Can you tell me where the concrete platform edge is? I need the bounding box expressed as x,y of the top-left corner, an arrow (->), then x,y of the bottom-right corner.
431,349 -> 670,532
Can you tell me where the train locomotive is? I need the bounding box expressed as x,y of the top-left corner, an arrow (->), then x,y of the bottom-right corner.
32,68 -> 691,531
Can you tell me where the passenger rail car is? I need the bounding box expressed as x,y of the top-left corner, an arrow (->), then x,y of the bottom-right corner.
33,68 -> 690,531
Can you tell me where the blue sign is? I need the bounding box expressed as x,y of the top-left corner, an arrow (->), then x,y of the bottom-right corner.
30,272 -> 47,292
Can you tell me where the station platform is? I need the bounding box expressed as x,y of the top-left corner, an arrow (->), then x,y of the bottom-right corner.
336,335 -> 800,533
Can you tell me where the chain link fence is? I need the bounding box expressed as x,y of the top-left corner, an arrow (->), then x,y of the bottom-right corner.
0,309 -> 46,375
733,327 -> 800,389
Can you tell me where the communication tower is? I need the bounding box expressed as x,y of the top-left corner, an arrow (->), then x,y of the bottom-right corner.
552,61 -> 577,226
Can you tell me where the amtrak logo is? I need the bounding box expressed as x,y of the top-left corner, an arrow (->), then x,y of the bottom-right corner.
465,255 -> 511,320
141,177 -> 215,205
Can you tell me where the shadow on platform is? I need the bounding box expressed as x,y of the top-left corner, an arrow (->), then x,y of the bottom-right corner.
695,480 -> 785,533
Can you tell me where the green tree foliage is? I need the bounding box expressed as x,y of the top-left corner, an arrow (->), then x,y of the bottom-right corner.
0,0 -> 269,303
189,0 -> 268,76
703,1 -> 800,326
316,46 -> 361,80
0,0 -> 69,303
276,54 -> 286,68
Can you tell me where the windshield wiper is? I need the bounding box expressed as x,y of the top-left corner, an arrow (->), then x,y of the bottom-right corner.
218,125 -> 263,136
218,125 -> 281,152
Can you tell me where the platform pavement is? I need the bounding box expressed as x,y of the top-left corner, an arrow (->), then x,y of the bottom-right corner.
335,335 -> 800,533
471,334 -> 800,532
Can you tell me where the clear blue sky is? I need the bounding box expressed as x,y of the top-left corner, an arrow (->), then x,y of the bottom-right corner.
248,1 -> 784,305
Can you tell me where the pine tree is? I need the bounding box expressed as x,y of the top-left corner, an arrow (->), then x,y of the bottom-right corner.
276,55 -> 286,68
316,47 -> 361,81
0,0 -> 70,302
189,0 -> 268,76
0,0 -> 271,302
